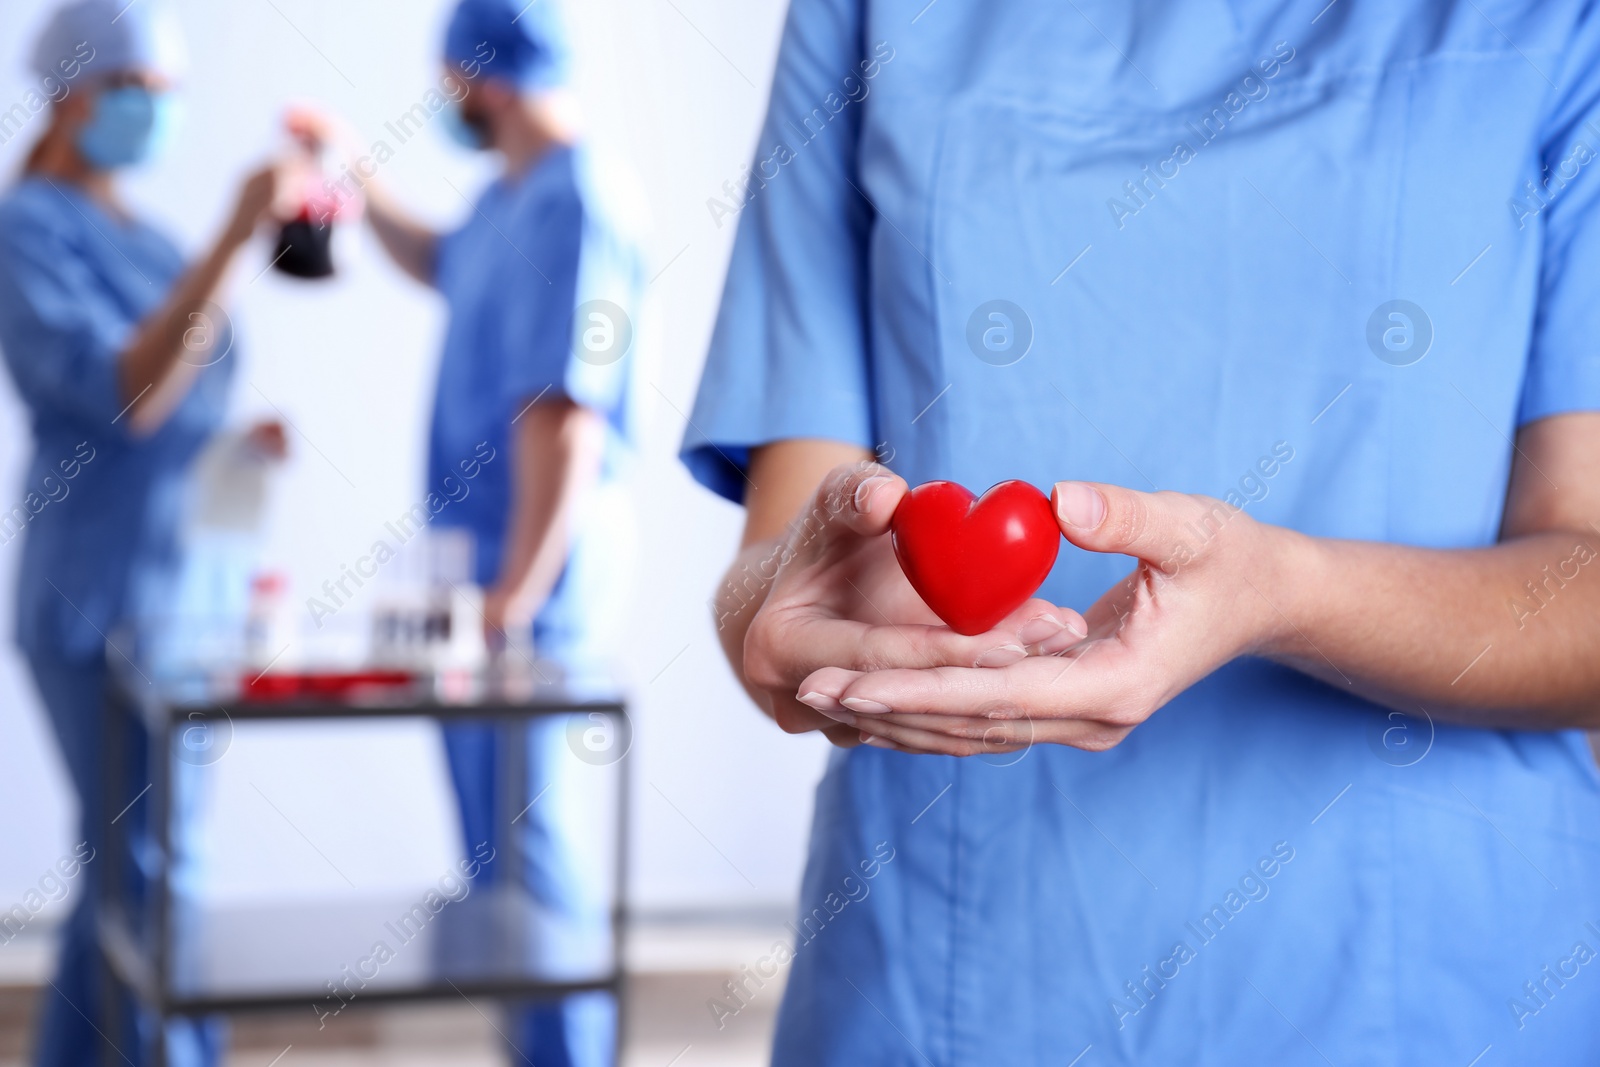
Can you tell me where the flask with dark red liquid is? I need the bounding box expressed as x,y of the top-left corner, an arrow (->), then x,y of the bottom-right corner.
274,208 -> 335,279
272,137 -> 350,281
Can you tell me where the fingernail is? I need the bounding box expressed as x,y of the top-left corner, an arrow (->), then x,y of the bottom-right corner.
797,691 -> 838,712
861,735 -> 895,749
975,644 -> 1027,668
1018,615 -> 1065,645
819,709 -> 857,726
1036,627 -> 1082,655
854,475 -> 894,513
842,696 -> 892,715
1055,482 -> 1106,529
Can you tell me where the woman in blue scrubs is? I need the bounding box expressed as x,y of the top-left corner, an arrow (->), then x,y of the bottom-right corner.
0,3 -> 286,1063
687,2 -> 1600,1063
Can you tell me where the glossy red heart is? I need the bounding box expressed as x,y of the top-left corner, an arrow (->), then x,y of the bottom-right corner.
890,480 -> 1061,636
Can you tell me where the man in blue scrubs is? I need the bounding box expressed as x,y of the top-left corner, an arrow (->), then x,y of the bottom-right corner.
687,2 -> 1600,1063
310,2 -> 642,1062
0,2 -> 288,1063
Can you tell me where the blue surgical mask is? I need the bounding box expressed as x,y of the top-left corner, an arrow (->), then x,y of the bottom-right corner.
77,86 -> 178,170
440,101 -> 490,151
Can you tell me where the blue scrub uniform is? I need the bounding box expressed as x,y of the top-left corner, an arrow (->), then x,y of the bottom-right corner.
0,178 -> 231,1066
685,2 -> 1600,1063
429,143 -> 641,1067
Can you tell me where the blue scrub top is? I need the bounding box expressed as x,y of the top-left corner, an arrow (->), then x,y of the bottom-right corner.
430,145 -> 643,656
685,2 -> 1600,1063
0,178 -> 232,662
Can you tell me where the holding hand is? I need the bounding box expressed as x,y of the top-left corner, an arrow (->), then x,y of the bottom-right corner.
223,155 -> 309,247
482,584 -> 536,654
739,463 -> 1087,748
283,105 -> 357,160
799,482 -> 1304,756
222,163 -> 277,245
243,420 -> 288,461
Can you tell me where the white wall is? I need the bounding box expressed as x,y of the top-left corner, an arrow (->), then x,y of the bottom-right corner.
0,0 -> 827,923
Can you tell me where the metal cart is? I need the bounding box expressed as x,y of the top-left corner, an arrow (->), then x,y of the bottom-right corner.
97,666 -> 630,1065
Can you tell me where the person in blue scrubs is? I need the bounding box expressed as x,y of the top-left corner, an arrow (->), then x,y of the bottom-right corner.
303,2 -> 642,1062
0,3 -> 288,1064
687,2 -> 1600,1063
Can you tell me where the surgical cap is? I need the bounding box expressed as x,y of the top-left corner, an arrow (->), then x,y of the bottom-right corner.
30,0 -> 188,83
444,0 -> 572,91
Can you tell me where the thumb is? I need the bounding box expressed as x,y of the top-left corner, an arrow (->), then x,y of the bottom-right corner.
806,462 -> 907,544
1052,481 -> 1218,563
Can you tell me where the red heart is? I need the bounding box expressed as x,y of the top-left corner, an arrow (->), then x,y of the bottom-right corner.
890,480 -> 1061,636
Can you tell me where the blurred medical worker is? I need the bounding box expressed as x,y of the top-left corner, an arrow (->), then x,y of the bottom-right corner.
0,2 -> 290,1064
298,1 -> 642,1062
687,1 -> 1600,1064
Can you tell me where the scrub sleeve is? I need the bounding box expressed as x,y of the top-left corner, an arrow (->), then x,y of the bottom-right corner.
682,0 -> 877,502
498,185 -> 585,417
1519,8 -> 1600,426
0,200 -> 131,434
494,164 -> 633,441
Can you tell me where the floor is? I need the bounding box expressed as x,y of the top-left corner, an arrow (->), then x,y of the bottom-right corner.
0,979 -> 780,1067
0,919 -> 786,1067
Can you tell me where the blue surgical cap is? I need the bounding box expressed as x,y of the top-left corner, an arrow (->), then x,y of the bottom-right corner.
30,0 -> 188,83
444,0 -> 572,91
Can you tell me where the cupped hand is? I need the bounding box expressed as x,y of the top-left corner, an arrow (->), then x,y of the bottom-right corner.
797,482 -> 1300,756
741,463 -> 1088,749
